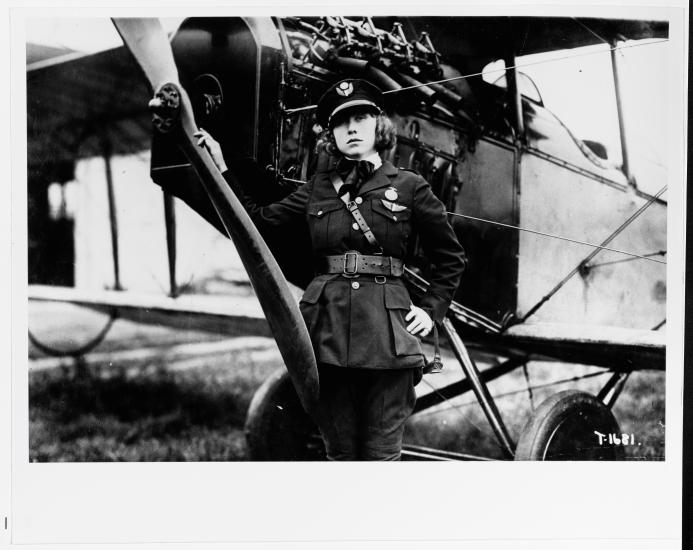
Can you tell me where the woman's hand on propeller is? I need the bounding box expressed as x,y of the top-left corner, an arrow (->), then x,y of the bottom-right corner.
194,128 -> 228,173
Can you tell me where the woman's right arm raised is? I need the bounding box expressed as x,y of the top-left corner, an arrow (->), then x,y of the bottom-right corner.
194,128 -> 311,229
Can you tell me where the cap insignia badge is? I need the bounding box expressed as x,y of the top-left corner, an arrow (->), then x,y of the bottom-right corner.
336,81 -> 354,97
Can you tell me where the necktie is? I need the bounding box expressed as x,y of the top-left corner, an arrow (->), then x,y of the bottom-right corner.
336,159 -> 374,200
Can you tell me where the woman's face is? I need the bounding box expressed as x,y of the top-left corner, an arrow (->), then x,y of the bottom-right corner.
331,109 -> 378,160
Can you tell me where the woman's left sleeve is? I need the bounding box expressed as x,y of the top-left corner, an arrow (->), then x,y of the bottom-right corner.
412,176 -> 467,323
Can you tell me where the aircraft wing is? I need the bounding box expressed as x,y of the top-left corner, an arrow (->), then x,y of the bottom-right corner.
27,43 -> 151,175
29,285 -> 271,338
462,321 -> 666,372
30,285 -> 665,373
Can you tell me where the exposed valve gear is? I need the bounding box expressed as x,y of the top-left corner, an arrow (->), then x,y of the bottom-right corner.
285,16 -> 443,80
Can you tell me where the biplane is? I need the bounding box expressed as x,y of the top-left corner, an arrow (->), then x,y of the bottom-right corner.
26,15 -> 669,460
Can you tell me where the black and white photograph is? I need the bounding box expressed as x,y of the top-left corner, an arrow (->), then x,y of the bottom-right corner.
5,2 -> 687,547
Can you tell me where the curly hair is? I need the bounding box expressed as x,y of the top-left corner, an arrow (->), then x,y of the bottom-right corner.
316,112 -> 397,156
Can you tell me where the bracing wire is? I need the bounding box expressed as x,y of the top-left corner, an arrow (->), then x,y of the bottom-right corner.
447,212 -> 667,265
571,17 -> 610,45
414,370 -> 607,420
653,319 -> 666,330
284,38 -> 669,115
586,250 -> 666,269
384,41 -> 668,94
519,184 -> 667,323
246,185 -> 666,264
419,377 -> 492,436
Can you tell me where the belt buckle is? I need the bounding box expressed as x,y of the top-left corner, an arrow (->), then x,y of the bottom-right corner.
342,252 -> 359,277
374,275 -> 387,284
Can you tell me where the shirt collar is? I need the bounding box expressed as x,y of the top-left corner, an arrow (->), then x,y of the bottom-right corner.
362,152 -> 382,170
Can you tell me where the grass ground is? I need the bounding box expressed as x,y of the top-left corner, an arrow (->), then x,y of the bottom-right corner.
27,303 -> 665,461
29,340 -> 282,462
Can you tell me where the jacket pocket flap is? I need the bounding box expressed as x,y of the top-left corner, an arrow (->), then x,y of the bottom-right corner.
307,201 -> 344,217
371,199 -> 411,221
384,284 -> 413,310
300,277 -> 329,304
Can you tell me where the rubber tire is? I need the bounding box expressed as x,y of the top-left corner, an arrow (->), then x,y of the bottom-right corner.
244,368 -> 326,461
514,390 -> 626,461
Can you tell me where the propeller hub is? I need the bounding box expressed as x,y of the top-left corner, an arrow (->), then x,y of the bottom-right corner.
149,82 -> 181,133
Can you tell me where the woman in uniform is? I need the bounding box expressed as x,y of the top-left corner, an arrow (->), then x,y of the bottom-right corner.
195,79 -> 466,461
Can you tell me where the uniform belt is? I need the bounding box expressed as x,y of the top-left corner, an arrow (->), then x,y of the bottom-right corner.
320,253 -> 404,277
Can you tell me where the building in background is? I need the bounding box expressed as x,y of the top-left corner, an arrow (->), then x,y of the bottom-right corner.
27,38 -> 247,294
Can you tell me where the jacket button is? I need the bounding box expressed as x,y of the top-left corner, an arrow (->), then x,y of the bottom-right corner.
355,196 -> 363,204
352,222 -> 359,230
351,281 -> 360,290
317,210 -> 323,216
392,215 -> 397,221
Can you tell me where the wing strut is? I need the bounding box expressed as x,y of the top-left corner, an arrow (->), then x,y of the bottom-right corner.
101,137 -> 123,291
610,37 -> 633,184
503,50 -> 525,142
442,318 -> 516,458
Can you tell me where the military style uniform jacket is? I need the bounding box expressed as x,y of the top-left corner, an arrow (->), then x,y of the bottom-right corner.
222,158 -> 466,370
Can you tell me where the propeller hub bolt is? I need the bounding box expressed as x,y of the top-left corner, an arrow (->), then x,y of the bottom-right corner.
149,82 -> 181,133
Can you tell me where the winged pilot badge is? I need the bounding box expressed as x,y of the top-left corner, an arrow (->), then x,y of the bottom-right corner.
380,199 -> 408,212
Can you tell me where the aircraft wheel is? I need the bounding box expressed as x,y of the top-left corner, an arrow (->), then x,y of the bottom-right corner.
244,368 -> 325,461
514,390 -> 625,461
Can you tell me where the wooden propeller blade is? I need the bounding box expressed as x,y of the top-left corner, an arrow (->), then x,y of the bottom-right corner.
111,18 -> 320,413
112,18 -> 180,91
